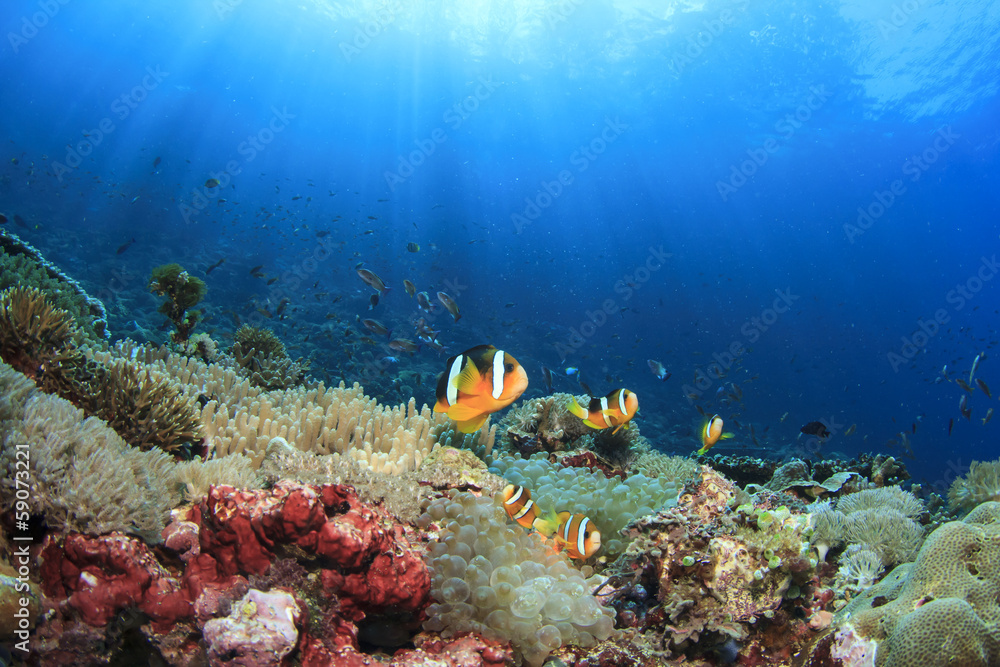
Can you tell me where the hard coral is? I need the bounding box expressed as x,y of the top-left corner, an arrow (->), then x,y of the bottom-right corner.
838,501 -> 1000,666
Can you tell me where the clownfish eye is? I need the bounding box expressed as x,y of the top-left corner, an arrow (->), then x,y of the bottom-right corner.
505,363 -> 514,373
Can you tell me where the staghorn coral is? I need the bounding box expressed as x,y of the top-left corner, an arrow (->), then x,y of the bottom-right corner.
230,324 -> 309,390
148,263 -> 206,343
837,502 -> 1000,666
948,458 -> 1000,515
0,388 -> 177,542
83,359 -> 203,457
0,227 -> 108,341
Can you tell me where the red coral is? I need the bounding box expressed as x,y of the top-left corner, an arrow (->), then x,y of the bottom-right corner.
38,533 -> 191,632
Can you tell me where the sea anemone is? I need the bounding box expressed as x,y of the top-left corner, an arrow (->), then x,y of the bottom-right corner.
0,286 -> 84,395
948,459 -> 1000,515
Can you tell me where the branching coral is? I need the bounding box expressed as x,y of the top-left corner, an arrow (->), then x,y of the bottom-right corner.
948,459 -> 1000,515
148,263 -> 206,342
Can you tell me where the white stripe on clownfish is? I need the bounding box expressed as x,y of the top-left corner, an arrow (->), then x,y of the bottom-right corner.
491,349 -> 505,399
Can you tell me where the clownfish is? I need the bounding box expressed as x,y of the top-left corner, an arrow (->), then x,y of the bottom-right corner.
553,512 -> 602,560
569,388 -> 638,434
696,414 -> 734,455
501,484 -> 539,529
434,345 -> 528,433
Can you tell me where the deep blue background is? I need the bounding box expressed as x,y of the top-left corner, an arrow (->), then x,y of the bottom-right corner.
2,0 -> 998,490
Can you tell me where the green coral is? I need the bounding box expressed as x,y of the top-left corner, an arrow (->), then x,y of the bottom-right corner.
149,263 -> 206,342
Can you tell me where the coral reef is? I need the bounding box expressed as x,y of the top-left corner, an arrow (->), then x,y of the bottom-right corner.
27,481 -> 433,665
498,393 -> 593,455
418,490 -> 616,666
148,263 -> 206,343
948,458 -> 1000,515
0,285 -> 85,397
0,387 -> 177,542
202,588 -> 302,665
489,452 -> 681,557
605,467 -> 823,663
836,501 -> 1000,666
809,487 -> 925,570
83,358 -> 203,456
178,331 -> 218,363
0,227 -> 108,341
230,324 -> 309,390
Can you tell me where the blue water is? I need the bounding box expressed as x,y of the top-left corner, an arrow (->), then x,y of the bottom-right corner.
2,0 -> 998,492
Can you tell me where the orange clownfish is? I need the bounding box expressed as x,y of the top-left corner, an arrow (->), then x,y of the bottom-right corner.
569,388 -> 638,434
696,414 -> 734,455
434,345 -> 528,433
554,512 -> 601,560
501,484 -> 539,529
